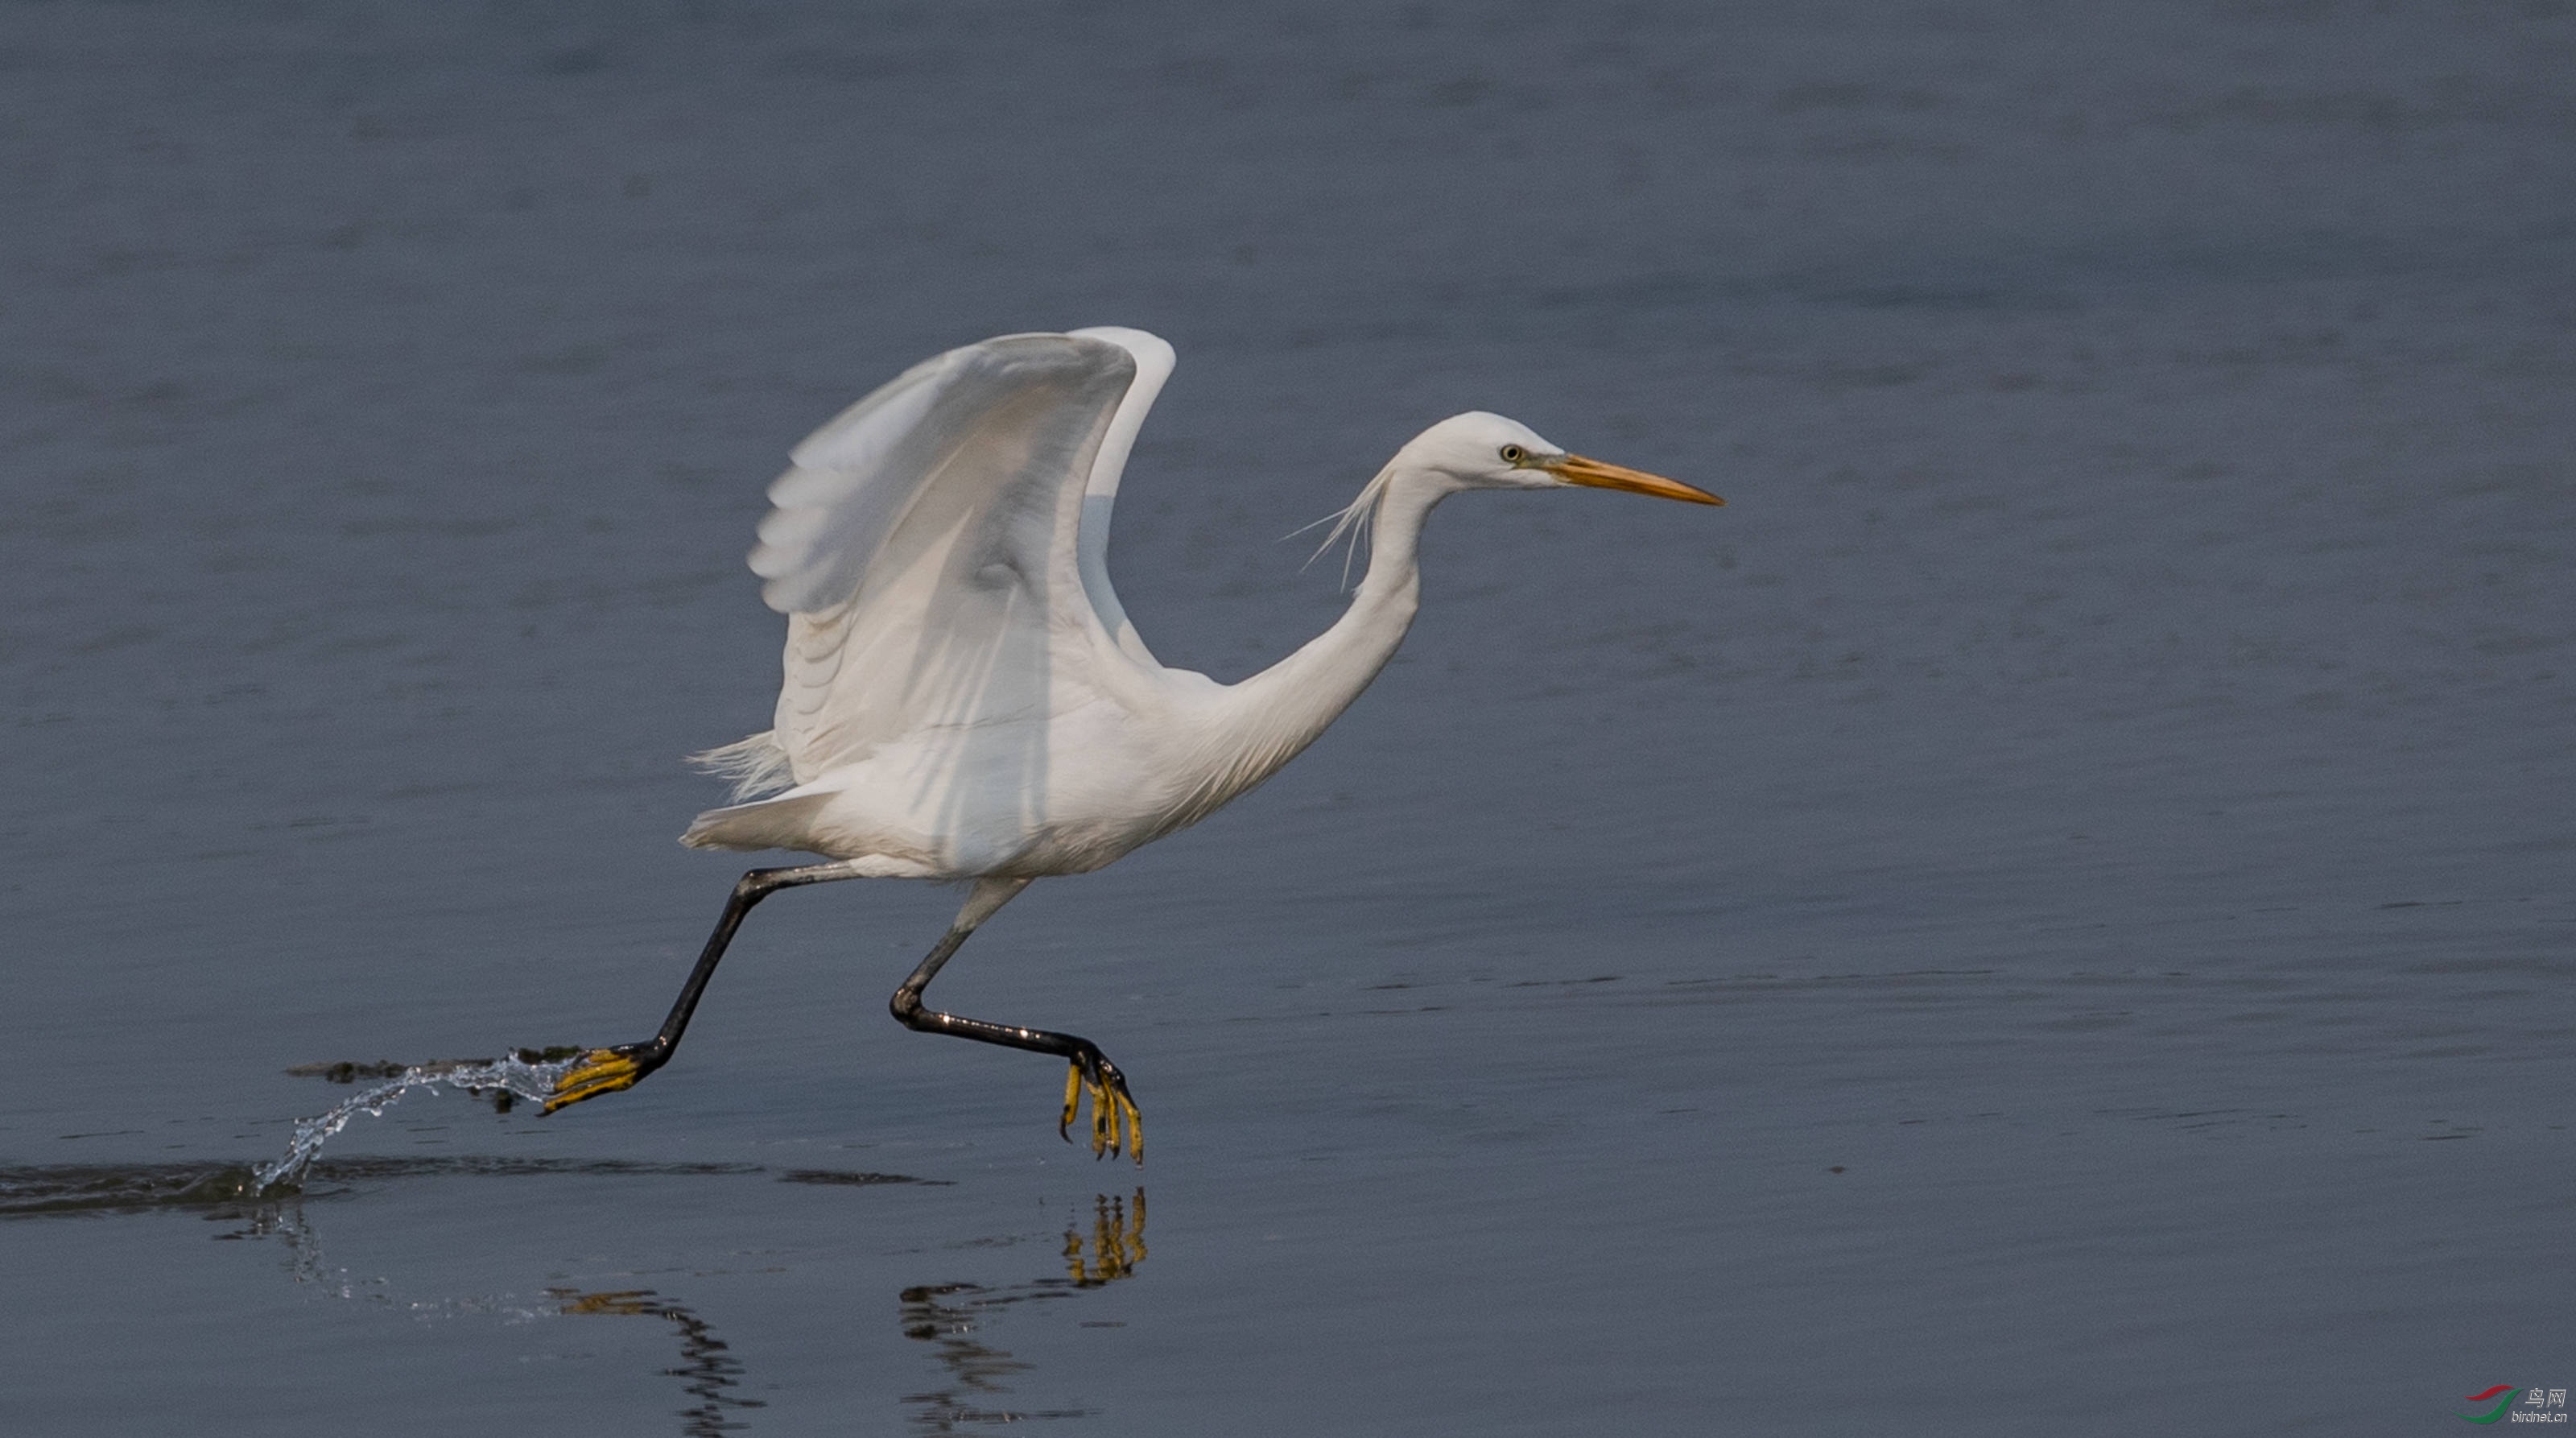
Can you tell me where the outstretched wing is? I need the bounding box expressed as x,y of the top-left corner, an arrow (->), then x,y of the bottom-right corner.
745,331 -> 1150,789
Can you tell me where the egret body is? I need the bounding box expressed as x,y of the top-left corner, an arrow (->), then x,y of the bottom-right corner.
547,328 -> 1720,1159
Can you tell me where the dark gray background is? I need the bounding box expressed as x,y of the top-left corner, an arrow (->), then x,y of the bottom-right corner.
3,2 -> 2570,1433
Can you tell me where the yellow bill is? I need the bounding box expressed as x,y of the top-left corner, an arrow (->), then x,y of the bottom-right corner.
1545,454 -> 1723,506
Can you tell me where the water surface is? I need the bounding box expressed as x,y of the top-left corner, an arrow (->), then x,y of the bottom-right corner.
3,2 -> 2572,1432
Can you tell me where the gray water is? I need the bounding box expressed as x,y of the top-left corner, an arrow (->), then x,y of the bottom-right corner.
4,2 -> 2572,1432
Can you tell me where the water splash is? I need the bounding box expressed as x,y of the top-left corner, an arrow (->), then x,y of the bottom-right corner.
254,1052 -> 583,1192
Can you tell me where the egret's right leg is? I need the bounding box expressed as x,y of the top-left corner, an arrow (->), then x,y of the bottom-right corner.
547,862 -> 861,1113
888,878 -> 1144,1163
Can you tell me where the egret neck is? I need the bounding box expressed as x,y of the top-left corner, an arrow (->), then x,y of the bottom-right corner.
1209,462 -> 1443,791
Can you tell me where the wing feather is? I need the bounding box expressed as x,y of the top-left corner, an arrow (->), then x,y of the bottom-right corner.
1066,326 -> 1174,667
744,333 -> 1145,787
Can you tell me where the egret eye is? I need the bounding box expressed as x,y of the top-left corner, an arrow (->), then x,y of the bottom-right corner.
1499,444 -> 1527,464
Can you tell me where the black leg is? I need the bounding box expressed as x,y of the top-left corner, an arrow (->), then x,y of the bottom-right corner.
886,878 -> 1141,1163
546,862 -> 858,1113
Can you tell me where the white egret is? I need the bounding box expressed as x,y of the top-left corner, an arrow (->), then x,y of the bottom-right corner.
546,328 -> 1720,1161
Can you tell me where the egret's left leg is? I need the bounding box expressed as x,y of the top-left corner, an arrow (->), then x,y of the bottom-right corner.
889,878 -> 1143,1164
547,861 -> 863,1113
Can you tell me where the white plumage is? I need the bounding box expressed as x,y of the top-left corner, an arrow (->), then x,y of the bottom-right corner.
546,326 -> 1719,1158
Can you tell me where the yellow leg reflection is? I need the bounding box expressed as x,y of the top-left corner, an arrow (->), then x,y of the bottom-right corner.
901,1188 -> 1149,1431
1064,1188 -> 1147,1287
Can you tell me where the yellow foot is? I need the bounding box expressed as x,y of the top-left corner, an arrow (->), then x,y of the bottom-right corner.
544,1048 -> 649,1114
1059,1053 -> 1143,1165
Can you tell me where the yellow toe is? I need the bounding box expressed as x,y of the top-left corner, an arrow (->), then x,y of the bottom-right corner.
543,1049 -> 643,1114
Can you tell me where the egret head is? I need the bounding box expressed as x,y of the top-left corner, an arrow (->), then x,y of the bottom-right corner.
1403,411 -> 1722,505
1312,409 -> 1720,580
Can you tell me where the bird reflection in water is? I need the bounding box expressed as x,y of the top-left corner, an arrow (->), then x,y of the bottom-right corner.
902,1188 -> 1146,1432
553,1288 -> 764,1437
2,1160 -> 1143,1435
238,1181 -> 770,1435
221,1182 -> 768,1438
